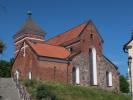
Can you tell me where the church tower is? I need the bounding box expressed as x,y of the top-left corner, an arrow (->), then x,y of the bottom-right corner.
13,11 -> 45,57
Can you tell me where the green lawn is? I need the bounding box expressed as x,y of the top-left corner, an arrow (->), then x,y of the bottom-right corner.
22,80 -> 130,100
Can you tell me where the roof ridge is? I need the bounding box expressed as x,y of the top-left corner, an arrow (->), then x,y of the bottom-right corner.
27,40 -> 70,59
46,21 -> 88,42
29,40 -> 70,50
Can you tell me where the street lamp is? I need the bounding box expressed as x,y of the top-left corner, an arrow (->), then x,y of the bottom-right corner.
128,56 -> 132,99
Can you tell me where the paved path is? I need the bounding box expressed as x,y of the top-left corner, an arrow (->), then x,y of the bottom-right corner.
0,78 -> 21,100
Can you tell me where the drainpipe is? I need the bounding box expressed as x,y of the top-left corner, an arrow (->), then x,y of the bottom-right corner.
128,56 -> 133,100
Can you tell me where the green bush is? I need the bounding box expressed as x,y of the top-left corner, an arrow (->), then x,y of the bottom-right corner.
0,59 -> 14,77
23,79 -> 38,88
120,75 -> 129,93
36,84 -> 56,100
23,80 -> 56,100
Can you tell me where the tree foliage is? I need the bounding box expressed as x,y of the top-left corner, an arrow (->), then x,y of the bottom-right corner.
120,75 -> 129,93
0,58 -> 14,77
0,40 -> 5,54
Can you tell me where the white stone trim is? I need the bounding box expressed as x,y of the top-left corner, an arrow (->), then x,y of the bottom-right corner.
28,71 -> 32,80
92,48 -> 97,85
14,34 -> 25,40
76,67 -> 80,84
15,70 -> 19,80
14,45 -> 29,54
15,37 -> 44,45
108,72 -> 113,86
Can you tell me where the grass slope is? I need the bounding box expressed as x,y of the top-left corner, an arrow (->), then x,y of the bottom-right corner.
22,80 -> 130,100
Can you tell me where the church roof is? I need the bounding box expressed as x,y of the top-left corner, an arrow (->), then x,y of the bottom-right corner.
46,20 -> 104,46
28,41 -> 70,59
14,12 -> 45,38
103,55 -> 118,71
46,22 -> 87,46
123,32 -> 133,53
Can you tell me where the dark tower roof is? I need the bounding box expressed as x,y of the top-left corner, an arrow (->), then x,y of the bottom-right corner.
13,11 -> 45,39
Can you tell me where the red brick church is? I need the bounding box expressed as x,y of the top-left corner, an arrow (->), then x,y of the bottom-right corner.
12,12 -> 119,91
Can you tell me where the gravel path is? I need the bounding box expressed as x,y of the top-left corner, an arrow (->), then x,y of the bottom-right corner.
0,78 -> 20,100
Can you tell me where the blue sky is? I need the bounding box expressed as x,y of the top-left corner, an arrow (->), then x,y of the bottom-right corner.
0,0 -> 132,75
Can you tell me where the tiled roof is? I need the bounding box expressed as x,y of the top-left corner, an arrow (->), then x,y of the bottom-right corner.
28,41 -> 70,59
46,22 -> 87,46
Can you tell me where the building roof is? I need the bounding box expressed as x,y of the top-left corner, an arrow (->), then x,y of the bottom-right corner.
123,32 -> 133,53
14,12 -> 45,39
28,41 -> 70,59
46,20 -> 104,46
103,55 -> 118,70
46,22 -> 87,46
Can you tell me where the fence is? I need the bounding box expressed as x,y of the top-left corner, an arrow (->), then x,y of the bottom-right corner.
13,77 -> 32,100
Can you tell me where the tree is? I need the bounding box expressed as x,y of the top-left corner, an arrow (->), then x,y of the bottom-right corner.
0,40 -> 5,54
0,58 -> 14,77
120,75 -> 129,93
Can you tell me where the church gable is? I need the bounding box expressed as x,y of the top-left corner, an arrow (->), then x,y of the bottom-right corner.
12,41 -> 38,78
79,21 -> 103,56
46,20 -> 103,47
80,20 -> 103,44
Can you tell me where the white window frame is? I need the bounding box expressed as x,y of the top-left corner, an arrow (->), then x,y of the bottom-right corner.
15,70 -> 19,80
28,71 -> 32,80
108,72 -> 113,87
76,67 -> 80,84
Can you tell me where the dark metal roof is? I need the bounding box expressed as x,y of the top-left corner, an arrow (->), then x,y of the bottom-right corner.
13,13 -> 45,39
123,32 -> 133,53
103,55 -> 118,71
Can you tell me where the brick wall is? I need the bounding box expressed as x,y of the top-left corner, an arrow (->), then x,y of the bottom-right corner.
12,44 -> 71,83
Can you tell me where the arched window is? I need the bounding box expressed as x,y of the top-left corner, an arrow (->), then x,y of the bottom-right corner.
15,70 -> 20,80
72,67 -> 80,84
72,67 -> 76,83
89,48 -> 97,85
28,71 -> 32,80
54,66 -> 56,80
108,72 -> 113,86
68,47 -> 73,52
106,71 -> 112,87
106,71 -> 109,86
90,34 -> 94,39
